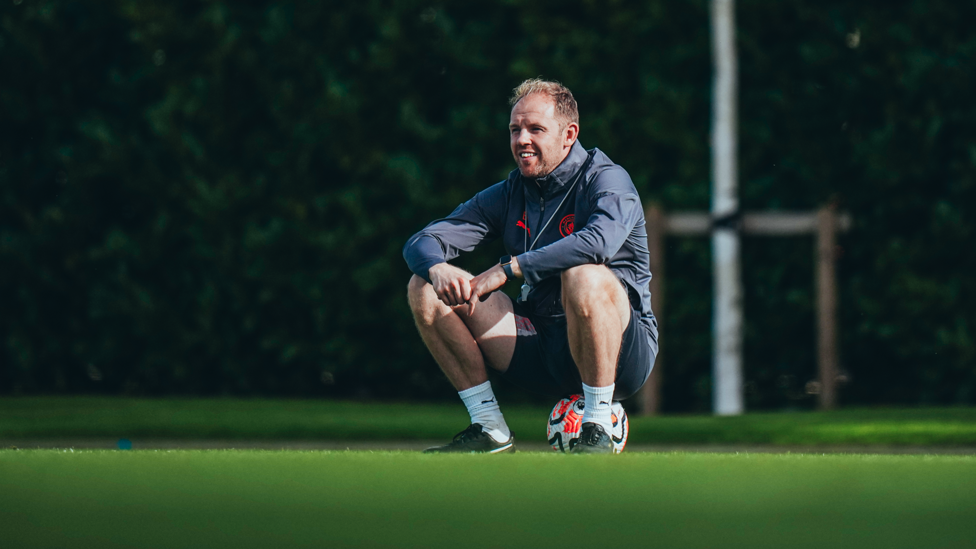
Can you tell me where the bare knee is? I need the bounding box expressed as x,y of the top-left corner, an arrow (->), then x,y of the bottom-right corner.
407,275 -> 441,321
407,274 -> 428,300
561,265 -> 628,322
561,264 -> 607,290
561,265 -> 608,308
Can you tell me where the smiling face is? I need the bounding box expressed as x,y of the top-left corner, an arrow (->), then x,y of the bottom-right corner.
509,93 -> 579,179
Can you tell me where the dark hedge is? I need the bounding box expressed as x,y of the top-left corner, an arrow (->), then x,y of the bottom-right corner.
1,0 -> 973,411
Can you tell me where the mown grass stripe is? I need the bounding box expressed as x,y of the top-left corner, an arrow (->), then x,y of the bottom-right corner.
2,397 -> 976,446
1,450 -> 974,549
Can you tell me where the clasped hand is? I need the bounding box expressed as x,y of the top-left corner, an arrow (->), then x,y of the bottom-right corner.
429,263 -> 508,316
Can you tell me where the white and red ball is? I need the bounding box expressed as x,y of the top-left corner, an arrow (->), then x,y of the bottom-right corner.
546,394 -> 629,453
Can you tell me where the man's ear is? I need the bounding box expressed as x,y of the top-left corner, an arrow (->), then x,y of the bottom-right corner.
563,122 -> 580,147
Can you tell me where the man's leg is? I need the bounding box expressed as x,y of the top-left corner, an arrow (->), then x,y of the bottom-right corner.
562,265 -> 631,385
561,265 -> 631,453
407,274 -> 517,451
407,274 -> 517,386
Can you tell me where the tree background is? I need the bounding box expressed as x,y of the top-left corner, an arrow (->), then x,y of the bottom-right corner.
2,0 -> 974,411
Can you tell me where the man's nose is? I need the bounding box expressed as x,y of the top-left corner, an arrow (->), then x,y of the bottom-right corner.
515,129 -> 531,145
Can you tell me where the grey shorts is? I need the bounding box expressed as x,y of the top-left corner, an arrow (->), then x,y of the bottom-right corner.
499,300 -> 657,401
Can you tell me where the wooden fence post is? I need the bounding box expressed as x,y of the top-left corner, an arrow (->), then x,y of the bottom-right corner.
816,205 -> 839,410
641,204 -> 665,416
649,207 -> 849,414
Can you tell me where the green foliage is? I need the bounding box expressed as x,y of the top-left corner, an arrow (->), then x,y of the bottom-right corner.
734,1 -> 976,408
1,1 -> 973,408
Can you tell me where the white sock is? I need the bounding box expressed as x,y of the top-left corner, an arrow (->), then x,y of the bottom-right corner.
581,382 -> 615,433
458,381 -> 511,443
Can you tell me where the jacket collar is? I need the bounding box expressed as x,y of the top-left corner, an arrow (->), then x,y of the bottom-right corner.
524,140 -> 588,199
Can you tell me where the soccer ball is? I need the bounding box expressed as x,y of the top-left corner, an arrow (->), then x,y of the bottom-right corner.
546,394 -> 629,453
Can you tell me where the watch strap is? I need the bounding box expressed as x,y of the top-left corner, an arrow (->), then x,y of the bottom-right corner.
499,255 -> 515,281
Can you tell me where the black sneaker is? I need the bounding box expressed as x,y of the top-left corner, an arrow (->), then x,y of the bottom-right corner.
569,423 -> 615,454
423,424 -> 516,454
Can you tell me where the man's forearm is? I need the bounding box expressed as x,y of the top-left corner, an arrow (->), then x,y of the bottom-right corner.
403,234 -> 447,283
516,193 -> 642,285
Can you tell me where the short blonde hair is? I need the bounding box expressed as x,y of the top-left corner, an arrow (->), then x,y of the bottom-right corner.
509,78 -> 579,126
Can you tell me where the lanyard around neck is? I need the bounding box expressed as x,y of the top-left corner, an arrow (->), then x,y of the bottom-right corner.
524,154 -> 591,253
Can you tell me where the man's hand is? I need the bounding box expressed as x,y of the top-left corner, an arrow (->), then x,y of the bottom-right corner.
428,263 -> 474,308
466,264 -> 508,316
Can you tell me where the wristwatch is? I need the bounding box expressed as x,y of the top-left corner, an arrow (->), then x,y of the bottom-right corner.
499,255 -> 515,281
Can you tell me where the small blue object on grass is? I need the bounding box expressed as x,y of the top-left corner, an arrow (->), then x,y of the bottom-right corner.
117,438 -> 132,450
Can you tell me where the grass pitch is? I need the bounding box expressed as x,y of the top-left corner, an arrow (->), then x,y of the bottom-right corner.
3,397 -> 976,446
2,450 -> 974,549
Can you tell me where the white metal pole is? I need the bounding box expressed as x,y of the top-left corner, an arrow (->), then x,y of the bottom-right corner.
710,0 -> 744,416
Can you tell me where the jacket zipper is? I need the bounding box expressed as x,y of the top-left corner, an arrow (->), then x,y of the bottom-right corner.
538,195 -> 545,240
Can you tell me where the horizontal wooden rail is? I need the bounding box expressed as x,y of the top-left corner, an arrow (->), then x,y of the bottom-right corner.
640,206 -> 851,416
665,212 -> 851,236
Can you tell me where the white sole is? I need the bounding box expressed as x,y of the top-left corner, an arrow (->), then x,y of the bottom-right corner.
488,441 -> 514,453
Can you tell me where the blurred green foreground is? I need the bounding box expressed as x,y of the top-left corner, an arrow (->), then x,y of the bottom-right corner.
1,451 -> 974,549
3,397 -> 976,447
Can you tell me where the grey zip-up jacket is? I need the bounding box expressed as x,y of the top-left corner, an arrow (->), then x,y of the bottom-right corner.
403,141 -> 658,350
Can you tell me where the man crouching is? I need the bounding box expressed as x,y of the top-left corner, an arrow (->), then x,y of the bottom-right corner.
403,79 -> 658,454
